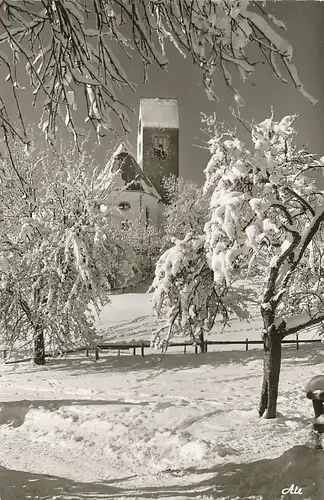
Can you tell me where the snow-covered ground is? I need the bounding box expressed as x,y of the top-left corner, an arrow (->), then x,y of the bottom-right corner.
0,347 -> 323,499
96,293 -> 318,348
0,293 -> 323,499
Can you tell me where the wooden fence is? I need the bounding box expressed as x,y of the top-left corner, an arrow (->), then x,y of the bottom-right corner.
1,333 -> 322,364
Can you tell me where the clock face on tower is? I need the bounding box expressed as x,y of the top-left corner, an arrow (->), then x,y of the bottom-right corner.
154,146 -> 168,160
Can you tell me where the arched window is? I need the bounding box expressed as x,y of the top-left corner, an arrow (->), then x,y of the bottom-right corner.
121,219 -> 131,231
118,201 -> 131,211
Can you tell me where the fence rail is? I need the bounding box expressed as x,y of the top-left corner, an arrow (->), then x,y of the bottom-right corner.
1,334 -> 322,364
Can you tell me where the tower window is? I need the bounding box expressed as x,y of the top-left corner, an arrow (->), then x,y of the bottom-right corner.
153,136 -> 168,150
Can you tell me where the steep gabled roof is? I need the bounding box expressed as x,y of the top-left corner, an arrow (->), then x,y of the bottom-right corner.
94,144 -> 162,201
114,150 -> 161,200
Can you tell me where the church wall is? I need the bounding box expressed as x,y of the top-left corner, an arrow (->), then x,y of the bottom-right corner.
142,192 -> 162,227
101,188 -> 161,228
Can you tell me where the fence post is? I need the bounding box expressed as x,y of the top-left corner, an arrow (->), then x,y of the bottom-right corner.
118,348 -> 120,356
133,346 -> 136,355
184,344 -> 187,354
205,342 -> 208,353
296,334 -> 299,351
141,342 -> 145,357
85,348 -> 89,357
245,338 -> 249,351
194,344 -> 198,354
95,346 -> 99,360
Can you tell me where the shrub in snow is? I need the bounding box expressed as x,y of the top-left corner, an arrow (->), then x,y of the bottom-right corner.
161,175 -> 210,242
151,112 -> 324,419
110,214 -> 163,288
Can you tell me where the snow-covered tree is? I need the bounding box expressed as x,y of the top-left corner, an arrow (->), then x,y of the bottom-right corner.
153,176 -> 211,352
0,139 -> 135,364
110,214 -> 163,289
162,175 -> 209,242
150,112 -> 324,418
0,0 -> 315,145
150,232 -> 256,353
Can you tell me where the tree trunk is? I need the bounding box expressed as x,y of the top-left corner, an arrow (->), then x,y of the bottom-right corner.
34,327 -> 45,365
258,328 -> 282,419
198,331 -> 205,353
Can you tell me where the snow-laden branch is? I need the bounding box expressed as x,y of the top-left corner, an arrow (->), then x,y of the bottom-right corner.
277,311 -> 324,338
0,0 -> 315,144
293,206 -> 324,265
285,187 -> 315,217
245,10 -> 317,105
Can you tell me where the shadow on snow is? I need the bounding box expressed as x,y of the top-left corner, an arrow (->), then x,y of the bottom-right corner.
6,340 -> 324,377
1,445 -> 324,499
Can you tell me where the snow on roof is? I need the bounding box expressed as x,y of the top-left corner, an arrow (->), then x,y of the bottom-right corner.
114,150 -> 162,200
139,98 -> 179,129
94,144 -> 161,200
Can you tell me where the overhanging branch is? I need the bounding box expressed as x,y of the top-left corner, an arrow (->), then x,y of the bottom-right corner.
282,311 -> 324,338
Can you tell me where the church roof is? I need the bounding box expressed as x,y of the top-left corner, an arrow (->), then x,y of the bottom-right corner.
114,151 -> 161,200
139,98 -> 179,129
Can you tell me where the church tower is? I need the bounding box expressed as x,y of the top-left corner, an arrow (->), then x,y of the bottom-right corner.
137,98 -> 179,203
